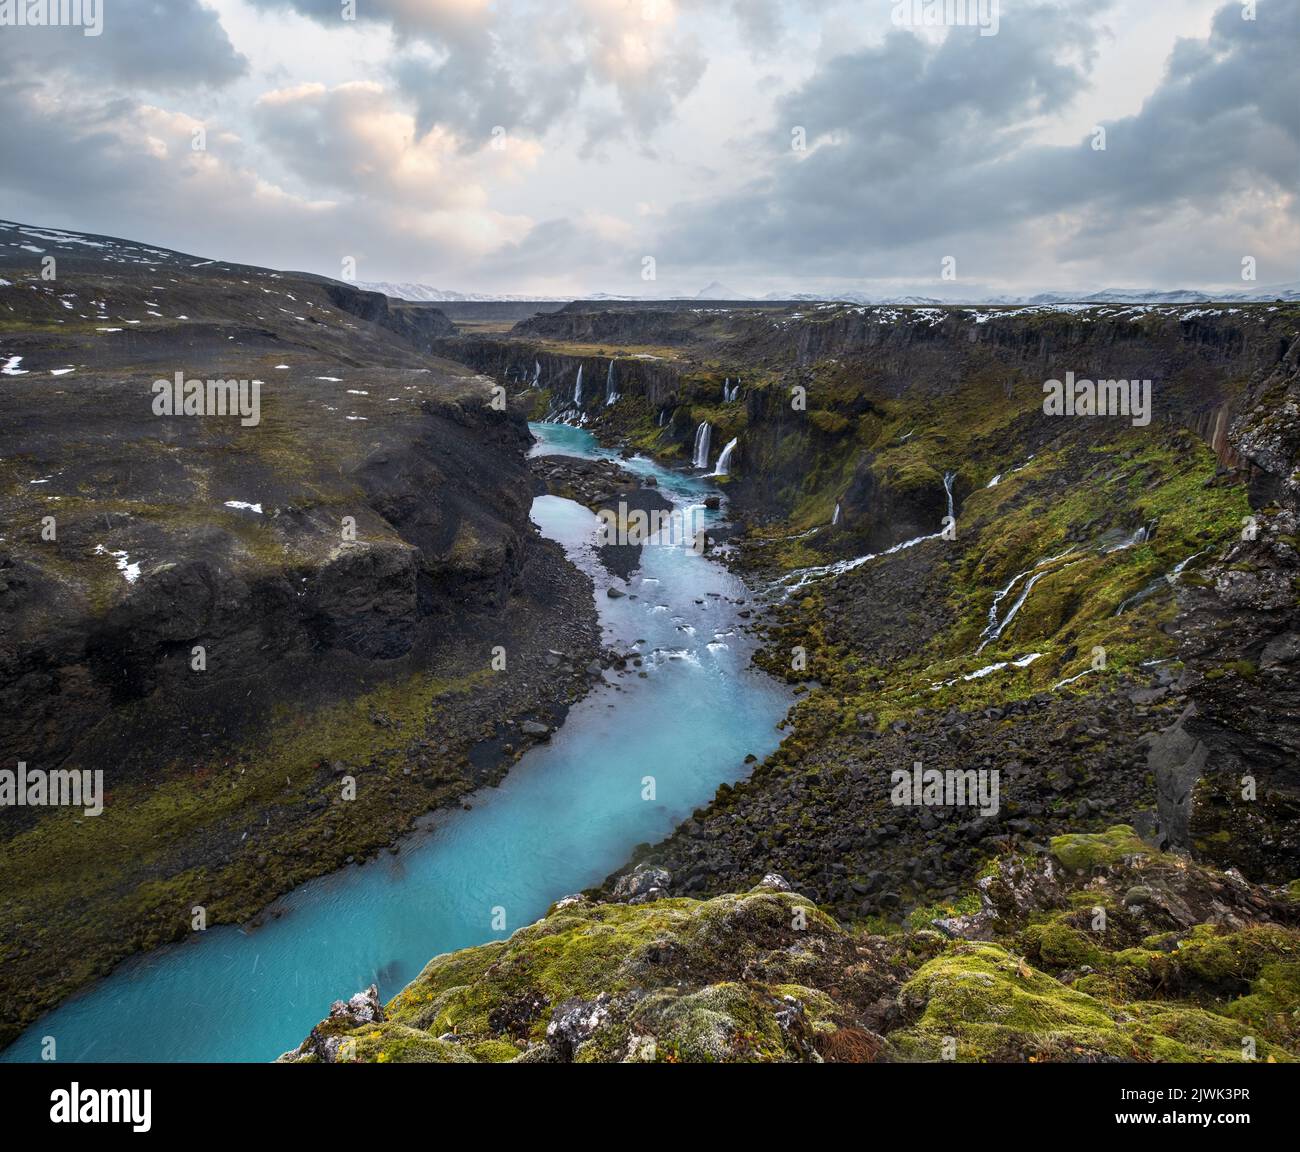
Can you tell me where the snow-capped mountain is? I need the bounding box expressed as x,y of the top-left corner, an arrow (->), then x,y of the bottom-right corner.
359,278 -> 1300,307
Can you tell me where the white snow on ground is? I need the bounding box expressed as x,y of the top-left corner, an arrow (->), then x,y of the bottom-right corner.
96,327 -> 123,333
2,356 -> 28,375
94,544 -> 141,583
50,368 -> 75,376
224,501 -> 263,514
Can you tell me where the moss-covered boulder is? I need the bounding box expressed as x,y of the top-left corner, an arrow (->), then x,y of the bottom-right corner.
285,839 -> 1300,1063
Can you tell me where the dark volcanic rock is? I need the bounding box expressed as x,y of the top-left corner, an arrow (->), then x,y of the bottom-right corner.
0,220 -> 603,1045
1163,331 -> 1300,881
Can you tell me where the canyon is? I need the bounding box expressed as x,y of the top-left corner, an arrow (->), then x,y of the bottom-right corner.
2,221 -> 1298,1062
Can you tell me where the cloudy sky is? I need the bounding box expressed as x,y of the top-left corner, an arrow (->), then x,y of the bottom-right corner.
1,0 -> 1296,297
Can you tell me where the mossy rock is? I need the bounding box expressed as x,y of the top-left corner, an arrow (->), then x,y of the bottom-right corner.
384,889 -> 840,1054
890,942 -> 1127,1062
889,941 -> 1293,1062
1050,825 -> 1149,873
1019,919 -> 1108,970
349,1022 -> 475,1064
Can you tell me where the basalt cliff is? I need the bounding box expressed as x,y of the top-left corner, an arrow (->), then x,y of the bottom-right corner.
0,223 -> 601,1046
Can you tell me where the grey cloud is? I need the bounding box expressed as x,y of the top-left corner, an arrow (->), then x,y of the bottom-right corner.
394,46 -> 585,147
3,0 -> 246,89
728,0 -> 785,52
245,0 -> 487,44
249,0 -> 707,151
655,0 -> 1299,288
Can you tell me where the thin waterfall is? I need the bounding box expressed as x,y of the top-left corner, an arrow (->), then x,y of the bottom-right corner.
832,503 -> 841,526
658,409 -> 667,427
976,547 -> 1082,653
712,437 -> 738,477
1104,522 -> 1152,553
1115,548 -> 1211,616
574,365 -> 583,406
693,422 -> 712,469
781,466 -> 956,598
533,359 -> 541,386
605,360 -> 619,406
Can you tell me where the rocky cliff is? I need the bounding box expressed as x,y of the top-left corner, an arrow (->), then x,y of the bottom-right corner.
0,223 -> 601,1045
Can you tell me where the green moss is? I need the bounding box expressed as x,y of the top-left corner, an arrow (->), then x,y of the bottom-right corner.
630,982 -> 787,1063
349,1022 -> 476,1063
889,942 -> 1129,1061
1224,961 -> 1300,1049
889,941 -> 1292,1062
374,889 -> 842,1060
1019,919 -> 1108,969
1050,825 -> 1149,873
468,1038 -> 526,1063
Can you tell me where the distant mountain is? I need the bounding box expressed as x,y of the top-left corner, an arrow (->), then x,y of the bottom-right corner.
358,282 -> 647,304
765,283 -> 1300,307
362,278 -> 1300,307
356,282 -> 582,303
695,280 -> 750,300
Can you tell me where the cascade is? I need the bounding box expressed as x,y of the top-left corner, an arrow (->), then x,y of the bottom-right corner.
693,422 -> 712,469
712,437 -> 738,477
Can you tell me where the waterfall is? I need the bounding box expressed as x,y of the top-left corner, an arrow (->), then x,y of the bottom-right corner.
605,360 -> 619,406
1115,548 -> 1211,616
777,465 -> 959,599
976,547 -> 1082,654
1105,523 -> 1152,553
723,378 -> 740,402
693,422 -> 712,470
712,437 -> 738,477
574,365 -> 583,406
779,528 -> 939,597
533,359 -> 541,387
658,409 -> 667,427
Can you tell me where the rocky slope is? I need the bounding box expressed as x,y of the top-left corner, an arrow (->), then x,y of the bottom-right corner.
0,223 -> 601,1045
283,830 -> 1299,1062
